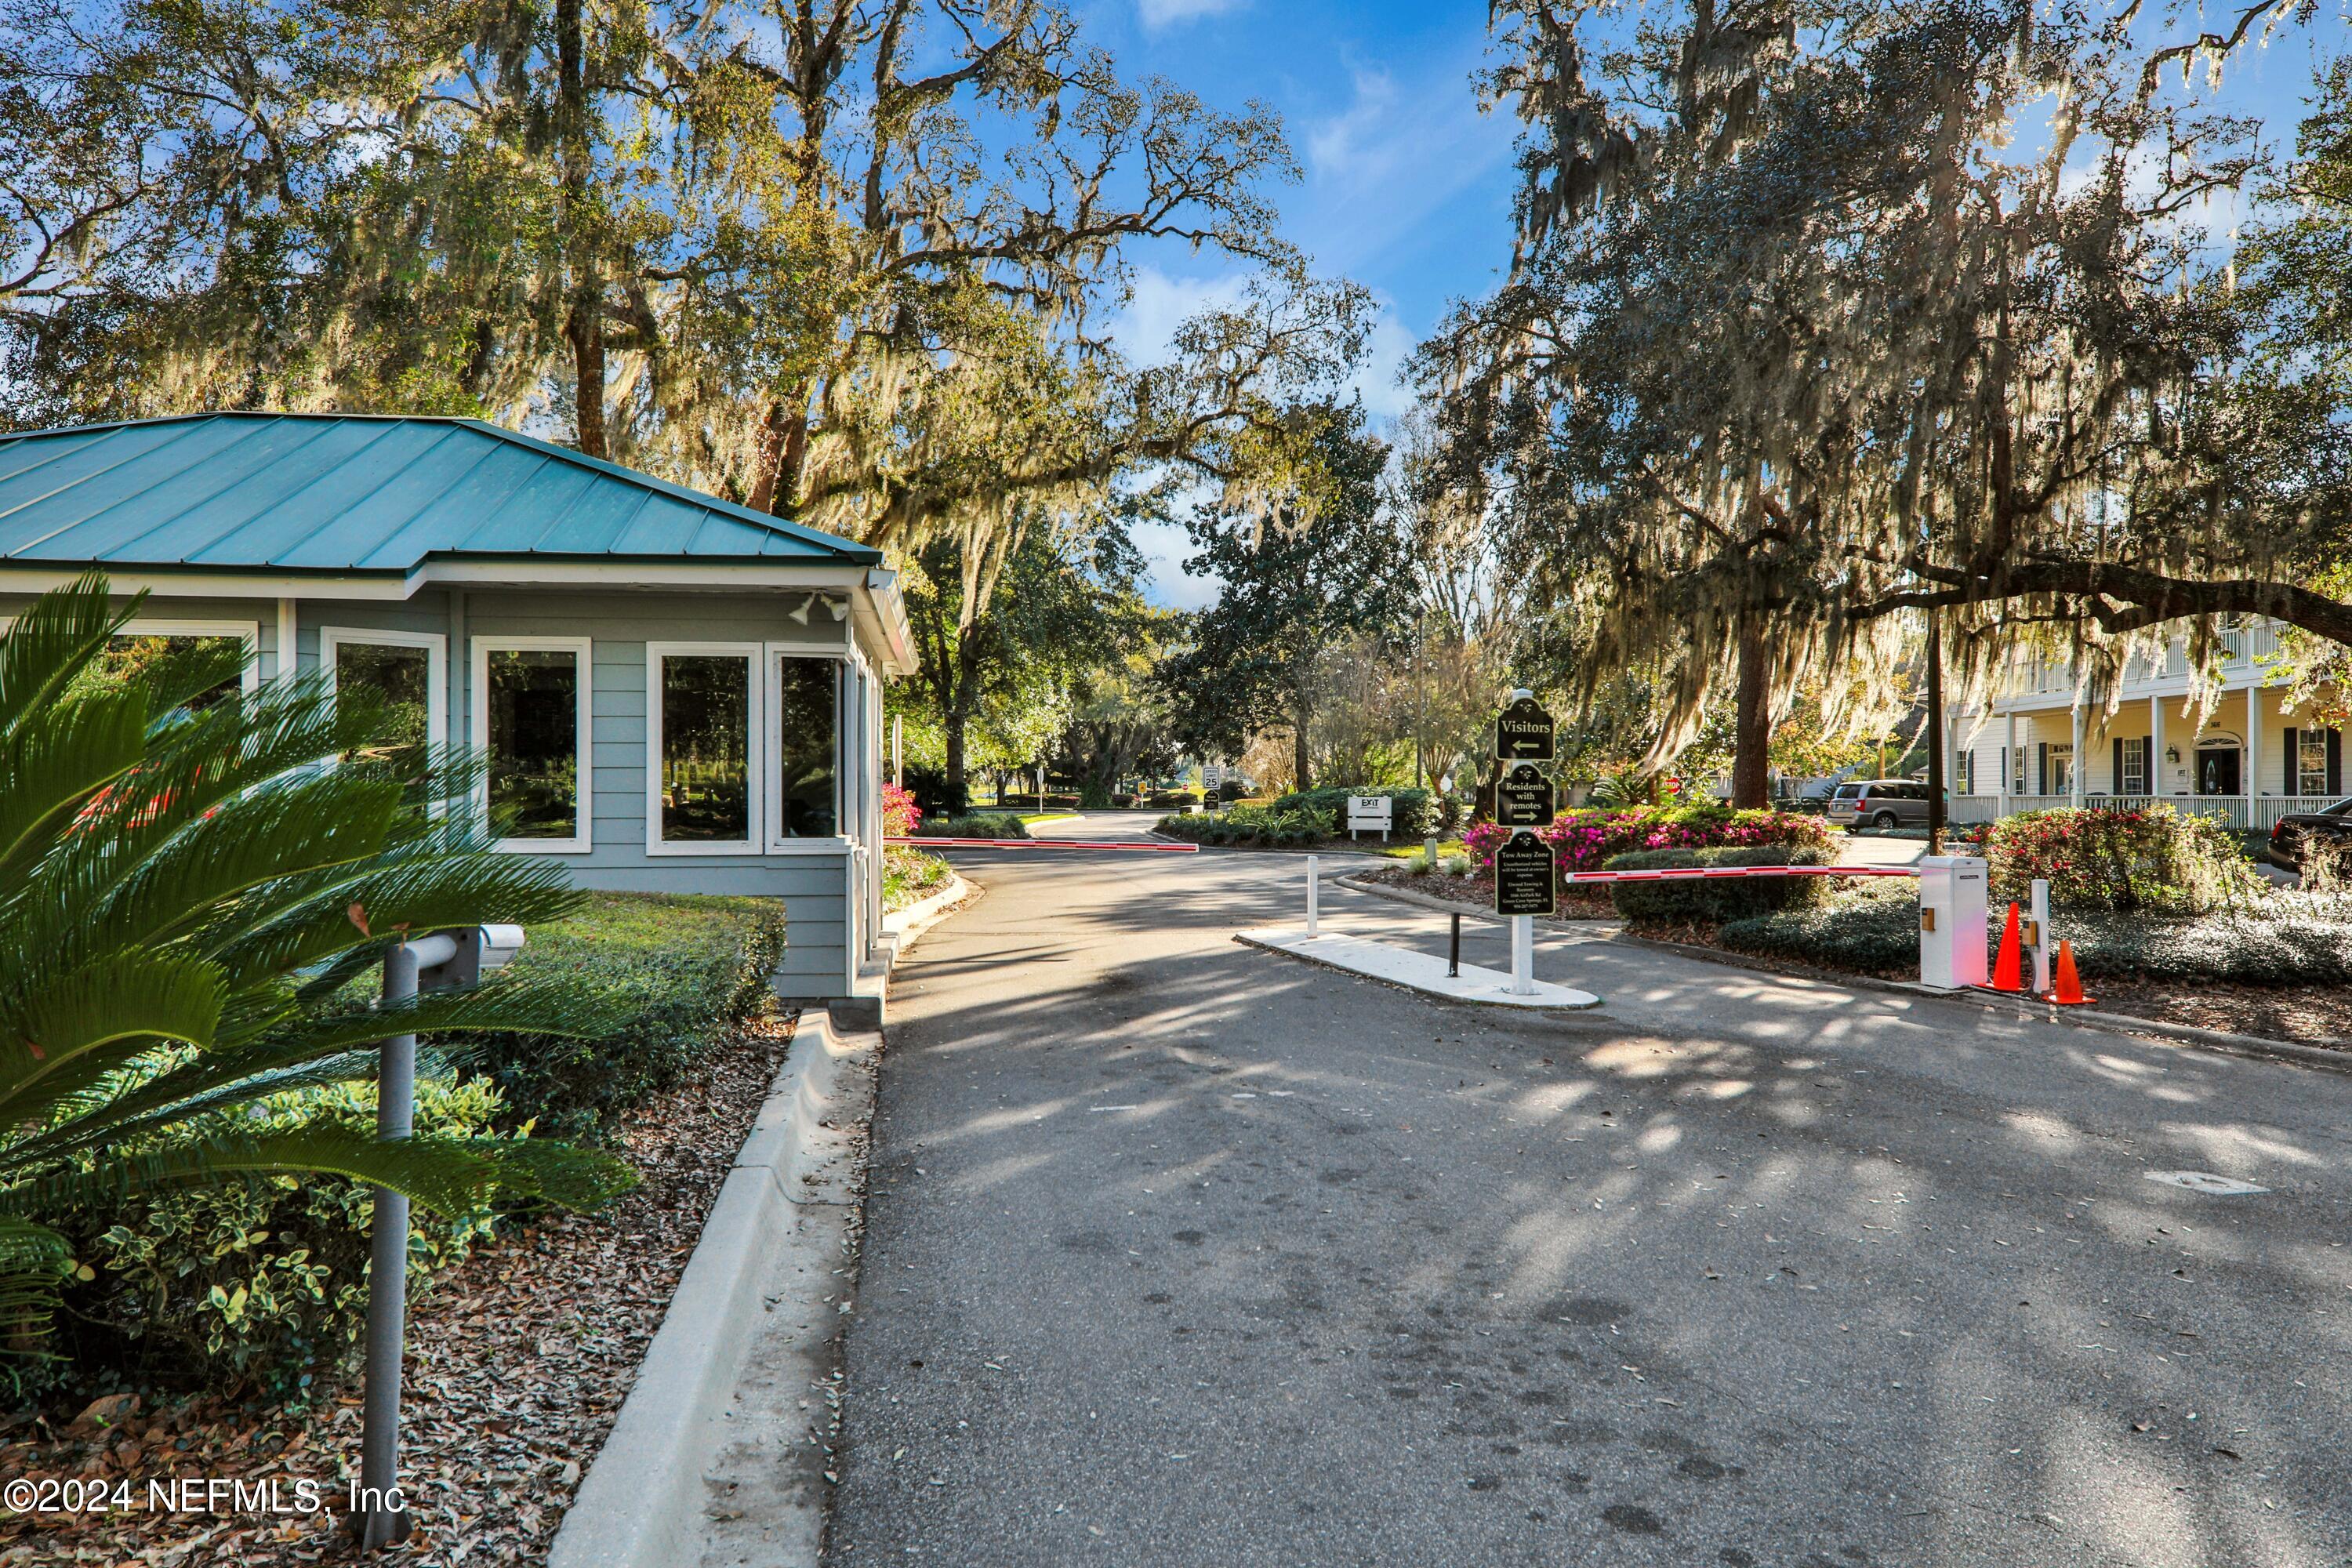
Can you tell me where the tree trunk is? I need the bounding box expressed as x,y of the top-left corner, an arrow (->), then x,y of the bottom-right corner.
556,0 -> 604,458
1730,615 -> 1772,809
747,386 -> 811,515
1291,724 -> 1312,793
942,709 -> 970,812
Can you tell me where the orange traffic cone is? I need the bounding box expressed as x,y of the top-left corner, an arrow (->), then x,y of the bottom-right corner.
2046,939 -> 2093,1005
1984,902 -> 2025,993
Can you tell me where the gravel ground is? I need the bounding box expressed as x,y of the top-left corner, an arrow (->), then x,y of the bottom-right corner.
2,1009 -> 794,1566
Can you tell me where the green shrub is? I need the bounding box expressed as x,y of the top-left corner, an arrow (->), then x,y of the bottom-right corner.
1273,786 -> 1446,838
919,812 -> 1031,839
48,1075 -> 517,1403
1981,804 -> 2260,913
1154,803 -> 1334,845
448,893 -> 788,1144
1719,881 -> 1919,974
1604,845 -> 1832,925
1720,883 -> 2352,986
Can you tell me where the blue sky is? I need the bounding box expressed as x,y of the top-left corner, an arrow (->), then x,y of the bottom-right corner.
1085,0 -> 2346,606
1076,0 -> 1523,605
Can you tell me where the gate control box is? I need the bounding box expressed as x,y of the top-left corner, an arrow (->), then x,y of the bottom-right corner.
1917,855 -> 1989,990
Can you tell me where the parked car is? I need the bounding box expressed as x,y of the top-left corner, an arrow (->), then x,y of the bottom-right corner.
1825,779 -> 1931,830
2267,797 -> 2352,872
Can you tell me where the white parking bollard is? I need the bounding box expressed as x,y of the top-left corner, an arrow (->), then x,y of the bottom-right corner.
1510,913 -> 1534,996
1917,855 -> 1989,989
1306,854 -> 1319,936
2029,877 -> 2052,995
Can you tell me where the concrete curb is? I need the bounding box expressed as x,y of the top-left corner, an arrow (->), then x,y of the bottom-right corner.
1608,931 -> 2352,1077
883,868 -> 974,948
1234,928 -> 1602,1010
547,1007 -> 881,1568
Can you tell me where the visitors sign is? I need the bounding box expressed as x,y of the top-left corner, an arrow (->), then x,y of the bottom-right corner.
1494,830 -> 1556,916
1494,764 -> 1554,827
1494,694 -> 1555,760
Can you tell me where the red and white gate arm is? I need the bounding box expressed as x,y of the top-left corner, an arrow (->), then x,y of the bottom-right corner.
885,836 -> 1201,853
1559,865 -> 1919,885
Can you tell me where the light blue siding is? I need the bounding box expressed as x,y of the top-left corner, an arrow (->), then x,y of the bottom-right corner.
5,585 -> 877,998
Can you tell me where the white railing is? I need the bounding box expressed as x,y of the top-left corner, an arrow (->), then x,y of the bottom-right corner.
1946,793 -> 2330,831
1997,620 -> 2285,702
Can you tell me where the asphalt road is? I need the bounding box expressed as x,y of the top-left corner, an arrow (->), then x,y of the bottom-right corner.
826,816 -> 2352,1567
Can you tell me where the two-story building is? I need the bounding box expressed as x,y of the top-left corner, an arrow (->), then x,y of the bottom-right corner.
1947,619 -> 2342,831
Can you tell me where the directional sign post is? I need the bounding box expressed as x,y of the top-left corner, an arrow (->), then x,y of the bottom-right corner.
1495,763 -> 1555,828
1494,830 -> 1553,994
1494,693 -> 1556,762
1491,690 -> 1558,996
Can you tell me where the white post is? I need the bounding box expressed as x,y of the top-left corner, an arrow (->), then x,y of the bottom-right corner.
2005,711 -> 2016,811
2247,683 -> 2262,829
276,597 -> 298,684
1424,834 -> 1438,866
2029,877 -> 2052,995
1305,855 -> 1319,936
2070,706 -> 2085,808
1510,913 -> 1534,995
893,713 -> 902,787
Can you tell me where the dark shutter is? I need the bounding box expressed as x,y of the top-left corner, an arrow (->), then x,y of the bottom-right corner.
2143,735 -> 2154,794
2330,729 -> 2343,797
2037,742 -> 2048,796
2112,738 -> 2123,797
2285,728 -> 2299,795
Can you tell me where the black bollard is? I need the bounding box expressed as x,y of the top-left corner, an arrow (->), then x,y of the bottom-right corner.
1448,912 -> 1461,977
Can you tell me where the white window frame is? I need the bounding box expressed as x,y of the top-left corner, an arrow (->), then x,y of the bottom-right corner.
319,626 -> 447,753
764,641 -> 851,855
2120,736 -> 2148,795
646,641 -> 765,856
117,619 -> 263,695
2299,729 -> 2329,797
471,635 -> 593,855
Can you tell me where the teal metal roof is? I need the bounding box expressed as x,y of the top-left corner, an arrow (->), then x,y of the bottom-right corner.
0,413 -> 880,573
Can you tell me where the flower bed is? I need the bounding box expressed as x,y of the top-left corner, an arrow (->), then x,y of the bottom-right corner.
1464,805 -> 1835,884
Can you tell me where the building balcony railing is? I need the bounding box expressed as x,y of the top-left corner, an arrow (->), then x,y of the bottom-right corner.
1946,792 -> 2326,832
1996,622 -> 2282,704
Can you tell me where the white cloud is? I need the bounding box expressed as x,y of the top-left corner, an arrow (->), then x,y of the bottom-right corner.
1350,299 -> 1416,420
1110,266 -> 1251,365
1138,0 -> 1246,29
1306,67 -> 1403,183
1131,516 -> 1222,610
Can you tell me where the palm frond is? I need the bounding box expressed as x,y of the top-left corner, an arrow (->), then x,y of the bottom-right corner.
0,573 -> 136,737
0,953 -> 224,1127
0,1216 -> 72,1364
3,1124 -> 510,1218
0,688 -> 149,884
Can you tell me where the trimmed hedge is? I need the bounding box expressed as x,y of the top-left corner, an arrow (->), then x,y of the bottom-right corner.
1272,786 -> 1461,839
1604,845 -> 1831,924
450,892 -> 789,1144
1719,883 -> 1920,975
1721,886 -> 2352,985
916,812 -> 1030,839
1154,802 -> 1334,845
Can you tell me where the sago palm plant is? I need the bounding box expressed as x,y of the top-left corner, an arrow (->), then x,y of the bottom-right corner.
0,574 -> 630,1362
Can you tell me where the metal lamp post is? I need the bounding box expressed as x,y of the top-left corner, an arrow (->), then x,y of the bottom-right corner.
352,924 -> 525,1550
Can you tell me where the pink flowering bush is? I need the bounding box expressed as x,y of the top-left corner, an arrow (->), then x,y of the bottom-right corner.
1465,806 -> 1834,881
1980,804 -> 2258,913
883,782 -> 920,839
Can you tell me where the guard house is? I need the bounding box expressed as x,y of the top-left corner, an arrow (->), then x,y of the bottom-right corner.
0,412 -> 915,1007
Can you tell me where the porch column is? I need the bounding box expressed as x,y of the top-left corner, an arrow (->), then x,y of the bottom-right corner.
2005,711 -> 2016,810
2150,695 -> 2165,797
2071,705 -> 2085,808
276,597 -> 298,684
2248,684 -> 2263,825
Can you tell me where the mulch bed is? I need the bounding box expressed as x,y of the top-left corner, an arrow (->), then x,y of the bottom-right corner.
2,1008 -> 796,1566
2085,980 -> 2352,1049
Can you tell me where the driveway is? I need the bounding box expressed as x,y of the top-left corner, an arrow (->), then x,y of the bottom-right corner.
826,827 -> 2352,1567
